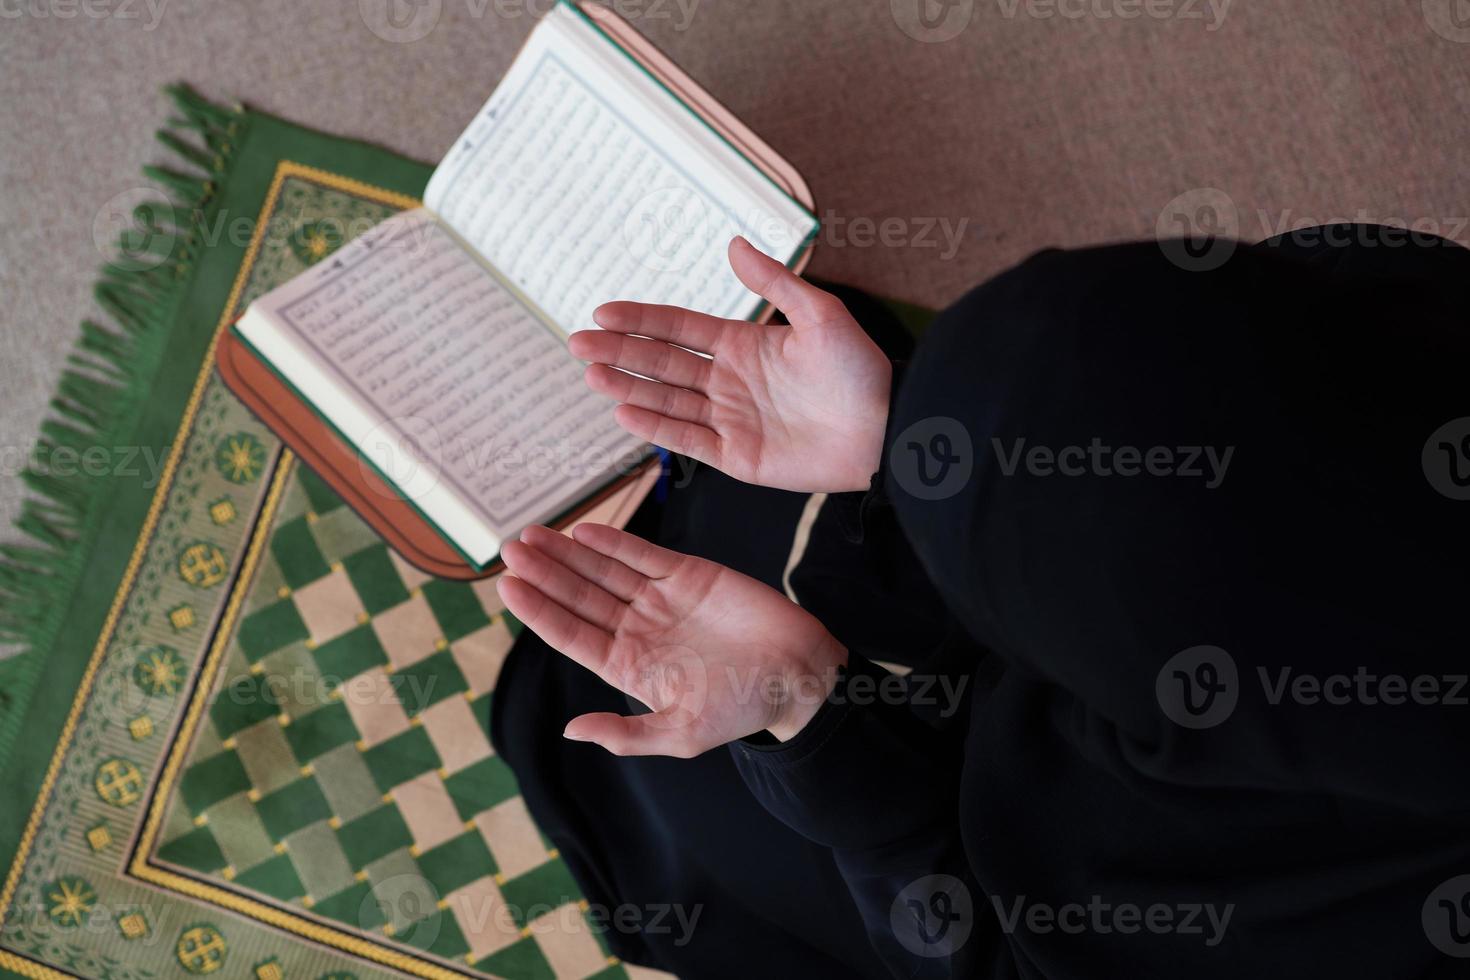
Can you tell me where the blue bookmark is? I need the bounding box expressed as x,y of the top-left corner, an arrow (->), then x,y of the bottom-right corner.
654,448 -> 673,502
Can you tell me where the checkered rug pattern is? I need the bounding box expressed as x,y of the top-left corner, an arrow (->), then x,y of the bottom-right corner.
149,465 -> 645,980
1,159 -> 679,980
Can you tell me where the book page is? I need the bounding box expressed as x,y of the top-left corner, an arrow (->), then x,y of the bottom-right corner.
237,209 -> 644,565
424,1 -> 818,333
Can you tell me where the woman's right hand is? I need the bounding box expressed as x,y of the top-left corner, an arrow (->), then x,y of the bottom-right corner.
497,523 -> 848,756
569,237 -> 892,494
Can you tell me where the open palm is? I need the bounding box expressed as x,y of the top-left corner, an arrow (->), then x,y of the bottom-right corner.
496,524 -> 847,756
567,237 -> 892,493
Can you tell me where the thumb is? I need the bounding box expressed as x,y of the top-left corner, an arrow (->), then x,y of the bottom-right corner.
728,236 -> 850,328
563,709 -> 706,759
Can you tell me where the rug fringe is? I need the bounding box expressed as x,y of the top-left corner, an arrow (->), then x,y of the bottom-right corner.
0,84 -> 244,762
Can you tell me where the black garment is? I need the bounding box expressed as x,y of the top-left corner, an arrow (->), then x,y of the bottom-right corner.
492,467 -> 891,979
492,289 -> 913,980
495,228 -> 1470,979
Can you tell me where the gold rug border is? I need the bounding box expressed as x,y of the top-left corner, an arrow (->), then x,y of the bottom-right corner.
0,161 -> 442,980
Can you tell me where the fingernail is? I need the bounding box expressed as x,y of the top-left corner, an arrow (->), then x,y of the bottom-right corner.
563,728 -> 591,742
731,235 -> 751,251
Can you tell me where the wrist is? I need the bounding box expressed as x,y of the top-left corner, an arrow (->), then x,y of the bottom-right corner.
835,364 -> 893,493
768,637 -> 849,742
845,425 -> 887,493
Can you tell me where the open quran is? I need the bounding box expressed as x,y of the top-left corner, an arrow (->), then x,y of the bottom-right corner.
228,0 -> 818,572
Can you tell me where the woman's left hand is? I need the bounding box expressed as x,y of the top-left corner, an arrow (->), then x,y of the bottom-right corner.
567,237 -> 892,494
496,523 -> 848,756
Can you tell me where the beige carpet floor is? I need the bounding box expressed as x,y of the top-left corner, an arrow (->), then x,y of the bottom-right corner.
2,0 -> 1468,537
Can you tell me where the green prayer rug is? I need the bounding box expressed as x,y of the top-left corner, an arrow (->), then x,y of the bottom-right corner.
0,87 -> 659,980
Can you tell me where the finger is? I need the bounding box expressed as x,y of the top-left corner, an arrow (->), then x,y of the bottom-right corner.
590,301 -> 727,353
727,236 -> 850,328
495,574 -> 612,672
585,364 -> 713,426
500,539 -> 627,632
567,332 -> 711,391
569,523 -> 684,580
612,405 -> 720,466
563,710 -> 706,759
520,524 -> 646,602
